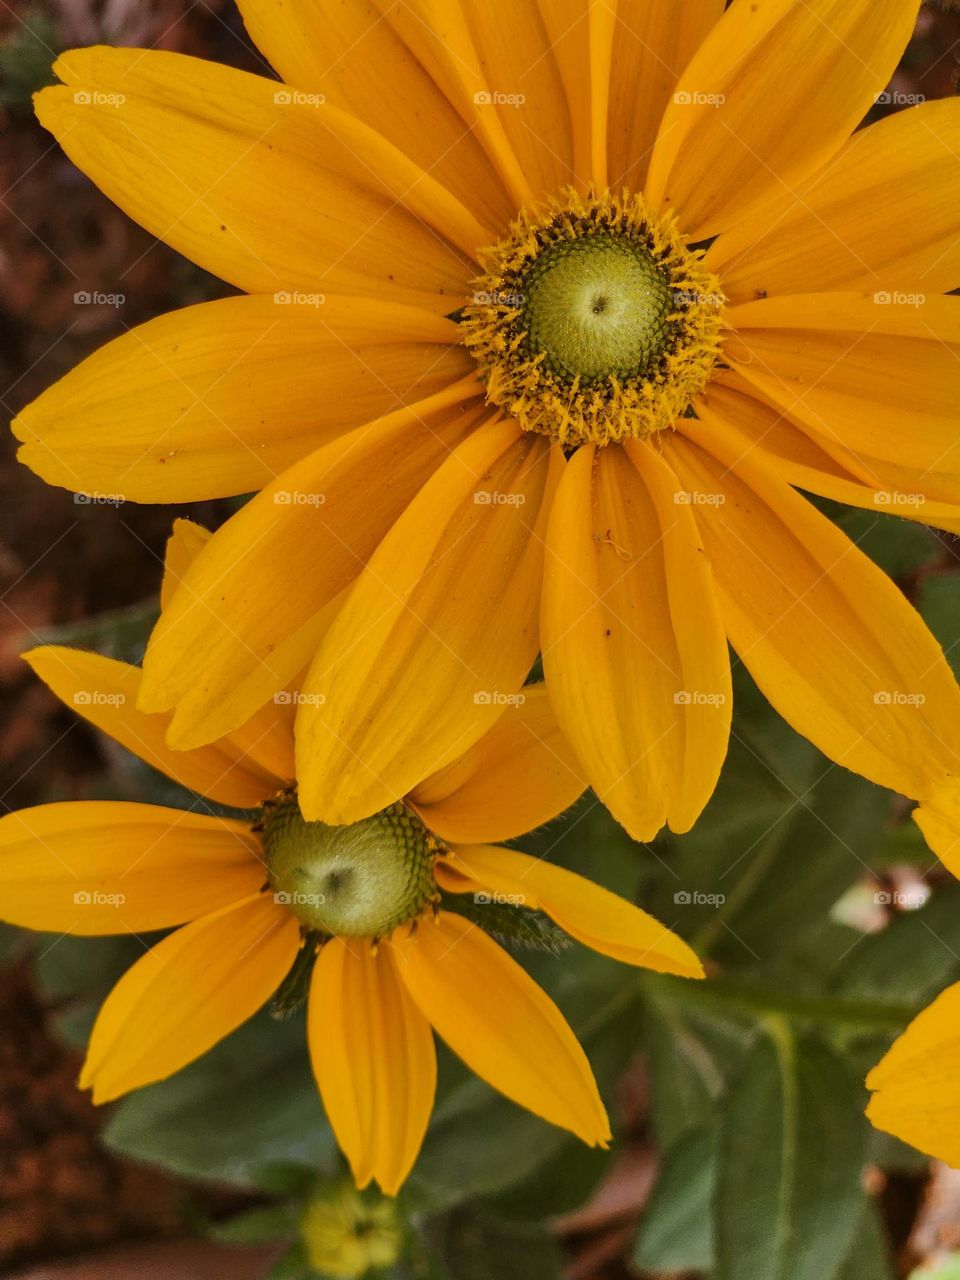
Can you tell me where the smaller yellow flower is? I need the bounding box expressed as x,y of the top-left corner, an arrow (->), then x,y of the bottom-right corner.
0,521 -> 702,1195
300,1183 -> 401,1279
867,982 -> 960,1167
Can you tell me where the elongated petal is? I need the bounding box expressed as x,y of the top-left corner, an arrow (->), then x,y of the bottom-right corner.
160,519 -> 210,611
235,0 -> 515,236
724,294 -> 960,475
80,893 -> 298,1103
693,375 -> 960,534
607,0 -> 724,191
440,844 -> 704,978
139,386 -> 485,748
541,441 -> 730,842
866,981 -> 960,1166
308,938 -> 436,1196
159,521 -> 299,785
662,432 -> 960,800
37,47 -> 476,301
24,647 -> 281,807
914,778 -> 960,881
409,684 -> 586,843
645,0 -> 919,240
392,0 -> 576,202
0,802 -> 264,935
395,912 -> 610,1145
14,296 -> 470,502
296,422 -> 562,824
709,99 -> 960,303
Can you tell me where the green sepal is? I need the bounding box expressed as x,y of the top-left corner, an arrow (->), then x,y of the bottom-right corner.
437,891 -> 572,955
270,933 -> 322,1021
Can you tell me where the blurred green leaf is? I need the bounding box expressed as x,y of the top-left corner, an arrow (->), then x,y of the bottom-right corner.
263,1242 -> 311,1280
838,1200 -> 893,1280
33,932 -> 148,1046
0,924 -> 25,969
918,572 -> 960,680
634,1122 -> 715,1272
211,1202 -> 300,1245
836,509 -> 938,581
104,1010 -> 335,1187
714,1023 -> 868,1280
833,884 -> 960,1005
0,9 -> 58,108
33,598 -> 159,665
429,1210 -> 563,1279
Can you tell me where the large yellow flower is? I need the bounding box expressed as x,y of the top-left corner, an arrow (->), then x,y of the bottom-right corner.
15,0 -> 960,859
0,527 -> 702,1195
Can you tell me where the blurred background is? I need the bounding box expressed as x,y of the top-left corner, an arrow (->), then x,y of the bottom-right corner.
2,2 -> 960,1277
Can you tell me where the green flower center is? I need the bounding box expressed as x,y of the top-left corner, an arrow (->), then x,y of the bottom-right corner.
521,234 -> 673,385
262,792 -> 439,938
460,188 -> 725,448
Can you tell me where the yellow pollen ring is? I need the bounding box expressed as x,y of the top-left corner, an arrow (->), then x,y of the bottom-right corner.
460,189 -> 726,448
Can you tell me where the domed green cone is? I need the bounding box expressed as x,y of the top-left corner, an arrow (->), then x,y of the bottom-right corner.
262,792 -> 439,938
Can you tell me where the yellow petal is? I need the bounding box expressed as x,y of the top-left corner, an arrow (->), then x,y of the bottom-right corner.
37,47 -> 477,301
160,519 -> 210,611
0,802 -> 264,935
607,0 -> 724,191
724,293 -> 960,476
394,911 -> 610,1145
540,441 -> 731,842
645,0 -> 920,240
866,981 -> 960,1167
160,522 -> 299,785
913,778 -> 960,881
536,0 -> 616,189
661,432 -> 960,801
694,375 -> 960,535
440,844 -> 704,978
139,384 -> 485,748
81,893 -> 298,1103
709,99 -> 960,303
235,0 -> 515,237
296,421 -> 562,823
362,1 -> 535,209
308,938 -> 436,1196
414,0 -> 576,203
14,295 -> 471,502
409,684 -> 586,843
24,646 -> 281,808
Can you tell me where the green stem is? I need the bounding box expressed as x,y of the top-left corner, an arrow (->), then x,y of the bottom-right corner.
646,974 -> 917,1032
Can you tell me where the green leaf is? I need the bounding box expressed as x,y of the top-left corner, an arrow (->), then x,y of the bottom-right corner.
263,1242 -> 311,1280
833,884 -> 960,1005
104,1010 -> 335,1187
429,1210 -> 563,1280
211,1203 -> 300,1245
838,1200 -> 893,1280
0,924 -> 25,970
634,1122 -> 715,1272
835,508 -> 938,581
918,572 -> 960,680
640,989 -> 742,1148
714,1023 -> 868,1280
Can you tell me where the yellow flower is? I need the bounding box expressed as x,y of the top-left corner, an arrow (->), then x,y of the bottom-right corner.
300,1184 -> 401,1278
867,982 -> 960,1168
15,0 -> 960,861
0,526 -> 701,1195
